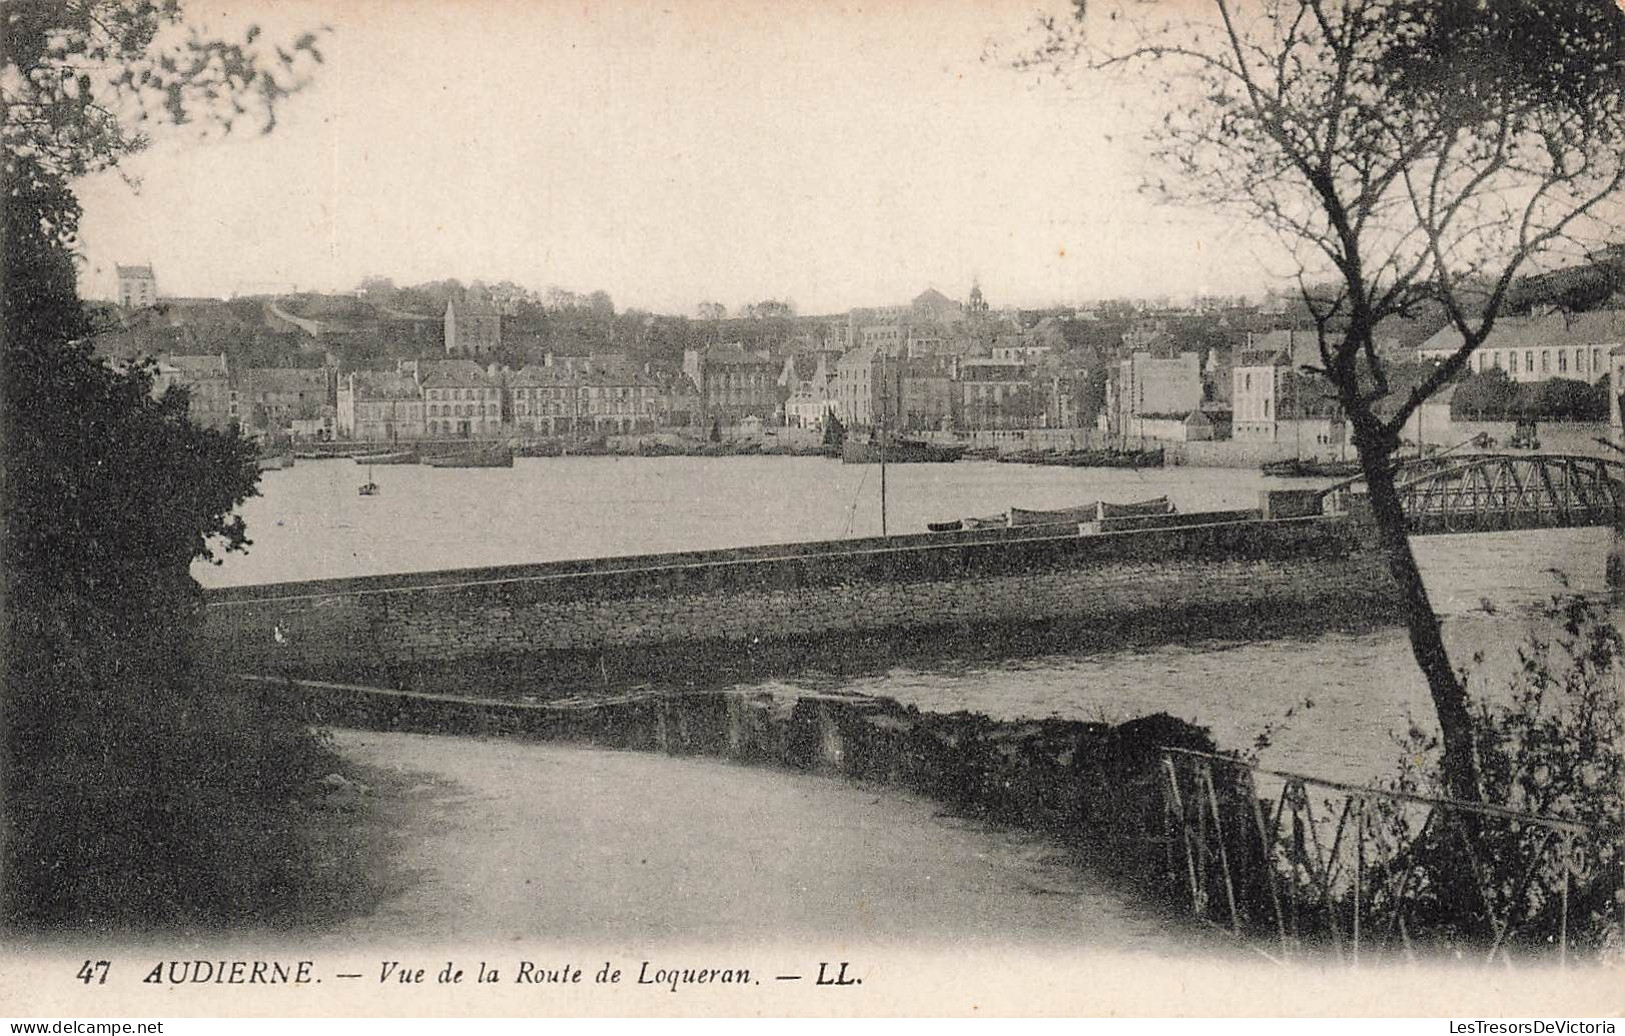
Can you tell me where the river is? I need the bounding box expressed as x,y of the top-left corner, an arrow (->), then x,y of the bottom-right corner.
201,456 -> 1614,785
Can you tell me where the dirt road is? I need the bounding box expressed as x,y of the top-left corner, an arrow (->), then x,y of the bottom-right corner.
319,729 -> 1210,952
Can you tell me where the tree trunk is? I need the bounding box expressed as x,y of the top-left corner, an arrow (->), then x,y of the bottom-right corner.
1355,439 -> 1483,806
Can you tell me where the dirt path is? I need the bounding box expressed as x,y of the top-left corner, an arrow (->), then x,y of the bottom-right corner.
317,729 -> 1216,954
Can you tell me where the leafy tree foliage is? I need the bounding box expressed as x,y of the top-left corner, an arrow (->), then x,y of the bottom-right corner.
2,2 -> 335,927
1452,369 -> 1610,422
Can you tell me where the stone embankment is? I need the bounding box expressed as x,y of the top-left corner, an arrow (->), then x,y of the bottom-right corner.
243,674 -> 1214,871
205,501 -> 1400,696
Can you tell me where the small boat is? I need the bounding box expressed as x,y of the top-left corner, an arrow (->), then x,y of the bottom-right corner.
961,514 -> 1008,531
841,438 -> 967,464
1099,496 -> 1175,518
423,447 -> 515,468
354,450 -> 418,465
961,446 -> 999,461
1009,503 -> 1101,527
1261,458 -> 1362,478
926,519 -> 964,533
1003,497 -> 1175,528
997,449 -> 1045,464
256,452 -> 295,471
358,481 -> 380,496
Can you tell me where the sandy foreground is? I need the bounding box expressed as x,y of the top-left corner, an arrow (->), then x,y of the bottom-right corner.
316,728 -> 1211,953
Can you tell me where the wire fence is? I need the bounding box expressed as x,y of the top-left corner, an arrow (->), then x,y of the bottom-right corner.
1159,746 -> 1621,966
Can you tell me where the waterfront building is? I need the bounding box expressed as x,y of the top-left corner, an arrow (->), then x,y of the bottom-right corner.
898,356 -> 955,432
834,343 -> 905,430
780,352 -> 841,429
681,342 -> 779,423
510,364 -> 581,435
337,371 -> 426,441
290,414 -> 335,441
1419,309 -> 1624,383
414,359 -> 504,437
1134,409 -> 1217,442
955,358 -> 1036,431
659,373 -> 703,430
1110,350 -> 1203,441
238,367 -> 333,433
161,353 -> 235,430
117,264 -> 158,309
1232,331 -> 1341,446
578,368 -> 661,434
444,297 -> 503,356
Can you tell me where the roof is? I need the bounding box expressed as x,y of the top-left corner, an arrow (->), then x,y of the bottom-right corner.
580,369 -> 658,387
837,343 -> 883,367
508,364 -> 578,386
415,359 -> 500,387
347,372 -> 422,400
241,367 -> 328,393
1418,309 -> 1625,356
913,288 -> 957,308
116,264 -> 155,278
1238,329 -> 1321,368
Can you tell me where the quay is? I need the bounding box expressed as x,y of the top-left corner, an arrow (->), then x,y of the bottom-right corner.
205,491 -> 1401,695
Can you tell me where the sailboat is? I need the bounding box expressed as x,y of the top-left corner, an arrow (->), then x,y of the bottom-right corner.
358,465 -> 380,496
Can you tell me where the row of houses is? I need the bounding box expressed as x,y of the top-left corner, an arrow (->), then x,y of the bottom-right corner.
1418,310 -> 1625,383
338,358 -> 693,440
148,354 -> 333,436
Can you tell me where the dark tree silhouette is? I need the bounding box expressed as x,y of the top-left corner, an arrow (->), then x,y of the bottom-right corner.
1018,0 -> 1625,805
3,1 -> 329,926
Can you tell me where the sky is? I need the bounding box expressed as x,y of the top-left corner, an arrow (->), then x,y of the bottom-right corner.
75,0 -> 1285,315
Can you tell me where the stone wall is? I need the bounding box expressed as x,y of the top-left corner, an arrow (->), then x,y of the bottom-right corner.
205,510 -> 1400,695
238,674 -> 1217,866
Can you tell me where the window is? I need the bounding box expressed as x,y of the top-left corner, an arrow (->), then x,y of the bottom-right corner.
1525,351 -> 1534,372
1558,351 -> 1567,374
1541,351 -> 1550,373
1509,352 -> 1518,374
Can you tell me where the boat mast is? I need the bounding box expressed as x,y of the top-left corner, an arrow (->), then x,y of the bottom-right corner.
879,344 -> 888,538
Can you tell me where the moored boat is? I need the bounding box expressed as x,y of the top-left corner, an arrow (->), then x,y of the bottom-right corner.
1099,496 -> 1175,518
960,514 -> 1008,531
1261,458 -> 1362,478
423,447 -> 514,468
354,450 -> 418,465
1008,503 -> 1100,527
256,452 -> 295,471
841,438 -> 967,464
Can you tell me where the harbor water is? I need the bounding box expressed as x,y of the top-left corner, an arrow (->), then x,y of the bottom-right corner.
202,455 -> 1614,785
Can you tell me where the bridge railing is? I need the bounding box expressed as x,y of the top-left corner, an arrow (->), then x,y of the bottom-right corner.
1157,746 -> 1621,966
1318,454 -> 1625,534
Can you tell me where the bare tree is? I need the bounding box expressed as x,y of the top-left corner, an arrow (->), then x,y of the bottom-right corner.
1019,0 -> 1625,805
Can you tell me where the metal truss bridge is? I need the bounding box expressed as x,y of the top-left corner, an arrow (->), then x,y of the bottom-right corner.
1322,453 -> 1625,535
